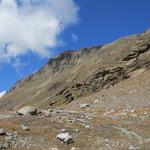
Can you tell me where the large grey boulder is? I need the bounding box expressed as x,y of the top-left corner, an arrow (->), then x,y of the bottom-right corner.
18,106 -> 37,115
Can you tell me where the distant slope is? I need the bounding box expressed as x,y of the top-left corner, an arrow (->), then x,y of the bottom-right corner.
0,29 -> 150,111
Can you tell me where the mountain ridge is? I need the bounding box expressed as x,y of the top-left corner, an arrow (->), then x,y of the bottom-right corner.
7,29 -> 149,92
0,29 -> 150,111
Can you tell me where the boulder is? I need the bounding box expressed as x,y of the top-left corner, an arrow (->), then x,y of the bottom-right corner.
18,106 -> 37,115
85,125 -> 90,129
48,109 -> 53,112
129,145 -> 136,150
57,132 -> 73,144
79,103 -> 90,109
20,124 -> 29,131
6,132 -> 17,138
0,129 -> 6,136
73,129 -> 80,133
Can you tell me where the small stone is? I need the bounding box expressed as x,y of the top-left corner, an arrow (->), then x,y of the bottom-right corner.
68,120 -> 73,123
85,125 -> 90,129
6,132 -> 17,138
81,115 -> 85,119
0,129 -> 6,136
0,144 -> 3,149
130,109 -> 136,113
74,129 -> 80,132
60,129 -> 68,133
48,109 -> 53,112
80,103 -> 90,109
57,132 -> 73,144
21,125 -> 29,131
129,145 -> 136,150
93,99 -> 99,104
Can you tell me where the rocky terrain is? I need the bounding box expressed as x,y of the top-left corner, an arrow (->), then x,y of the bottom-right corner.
0,29 -> 150,150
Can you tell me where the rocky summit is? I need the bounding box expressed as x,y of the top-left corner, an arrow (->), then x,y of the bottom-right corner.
0,29 -> 150,150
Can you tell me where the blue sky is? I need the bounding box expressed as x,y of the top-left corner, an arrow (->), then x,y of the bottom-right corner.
0,0 -> 150,93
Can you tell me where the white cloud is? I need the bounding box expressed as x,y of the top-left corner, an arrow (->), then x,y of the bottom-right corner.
0,91 -> 6,98
71,33 -> 78,42
0,0 -> 79,62
11,57 -> 30,77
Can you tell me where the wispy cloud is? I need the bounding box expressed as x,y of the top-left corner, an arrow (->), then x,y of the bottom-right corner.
11,57 -> 30,77
0,0 -> 79,62
71,33 -> 78,42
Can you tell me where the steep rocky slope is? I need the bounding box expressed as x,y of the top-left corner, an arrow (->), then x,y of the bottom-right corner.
0,29 -> 150,150
0,29 -> 150,111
